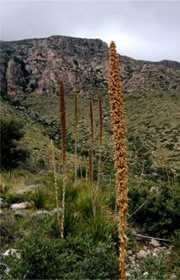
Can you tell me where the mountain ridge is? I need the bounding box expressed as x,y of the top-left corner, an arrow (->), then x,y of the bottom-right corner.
0,35 -> 180,97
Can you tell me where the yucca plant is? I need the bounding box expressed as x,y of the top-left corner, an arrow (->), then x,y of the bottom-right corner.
59,80 -> 67,238
108,41 -> 128,280
50,139 -> 61,235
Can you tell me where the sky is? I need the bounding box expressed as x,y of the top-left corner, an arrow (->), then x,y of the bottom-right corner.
0,0 -> 180,62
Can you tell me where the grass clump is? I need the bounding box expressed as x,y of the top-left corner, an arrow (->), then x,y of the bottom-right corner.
30,188 -> 49,209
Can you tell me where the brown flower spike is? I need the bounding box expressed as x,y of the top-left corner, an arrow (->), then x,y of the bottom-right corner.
108,41 -> 128,280
50,139 -> 61,235
59,80 -> 67,238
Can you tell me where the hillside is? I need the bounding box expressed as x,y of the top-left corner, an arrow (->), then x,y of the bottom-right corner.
0,35 -> 180,99
0,35 -> 180,280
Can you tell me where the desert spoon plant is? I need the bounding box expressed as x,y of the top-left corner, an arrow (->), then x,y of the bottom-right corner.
97,97 -> 103,188
89,100 -> 94,185
50,139 -> 61,235
59,80 -> 67,238
108,41 -> 128,280
74,88 -> 78,185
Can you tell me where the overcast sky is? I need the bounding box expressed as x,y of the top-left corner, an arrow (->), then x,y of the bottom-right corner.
0,0 -> 180,62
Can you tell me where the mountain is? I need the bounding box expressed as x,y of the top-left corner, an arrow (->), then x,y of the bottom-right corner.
0,35 -> 180,173
0,35 -> 180,98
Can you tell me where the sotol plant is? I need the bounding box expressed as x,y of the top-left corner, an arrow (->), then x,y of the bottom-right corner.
89,100 -> 94,185
59,80 -> 67,238
74,88 -> 78,185
108,41 -> 128,280
97,97 -> 103,188
50,139 -> 61,235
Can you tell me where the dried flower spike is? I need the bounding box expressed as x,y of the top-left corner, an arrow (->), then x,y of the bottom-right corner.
59,80 -> 67,238
108,41 -> 128,280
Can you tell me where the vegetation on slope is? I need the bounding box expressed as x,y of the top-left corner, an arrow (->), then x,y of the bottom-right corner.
0,86 -> 179,279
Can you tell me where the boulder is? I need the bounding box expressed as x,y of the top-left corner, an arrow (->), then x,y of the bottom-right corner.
137,249 -> 147,260
2,249 -> 21,259
150,238 -> 160,247
11,202 -> 33,210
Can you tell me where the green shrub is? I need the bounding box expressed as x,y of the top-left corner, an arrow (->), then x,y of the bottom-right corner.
2,192 -> 30,204
5,235 -> 119,280
129,181 -> 180,237
166,230 -> 180,278
0,119 -> 29,170
128,255 -> 168,280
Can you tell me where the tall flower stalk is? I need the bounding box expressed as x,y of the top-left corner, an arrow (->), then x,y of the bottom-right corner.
108,41 -> 128,280
74,88 -> 78,184
89,100 -> 94,184
97,97 -> 103,188
50,139 -> 61,235
59,80 -> 67,238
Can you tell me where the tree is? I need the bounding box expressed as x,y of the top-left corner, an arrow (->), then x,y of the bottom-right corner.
0,119 -> 29,170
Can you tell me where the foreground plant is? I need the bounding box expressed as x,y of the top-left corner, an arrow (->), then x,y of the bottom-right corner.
108,41 -> 128,280
89,100 -> 94,185
59,80 -> 67,238
97,97 -> 103,188
74,88 -> 78,184
50,139 -> 61,235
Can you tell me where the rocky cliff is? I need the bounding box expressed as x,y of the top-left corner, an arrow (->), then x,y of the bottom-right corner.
0,35 -> 180,98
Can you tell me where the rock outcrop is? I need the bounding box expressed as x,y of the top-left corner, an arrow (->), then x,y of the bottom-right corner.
0,35 -> 180,98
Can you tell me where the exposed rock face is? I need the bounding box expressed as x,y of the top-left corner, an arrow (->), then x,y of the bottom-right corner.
0,35 -> 180,98
6,57 -> 29,95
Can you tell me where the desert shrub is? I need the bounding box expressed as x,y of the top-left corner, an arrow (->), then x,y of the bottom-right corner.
153,166 -> 176,183
128,255 -> 168,280
36,157 -> 46,171
166,230 -> 180,278
10,169 -> 31,179
2,192 -> 30,204
129,181 -> 180,237
77,165 -> 86,178
5,235 -> 119,280
0,119 -> 29,170
0,216 -> 18,249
